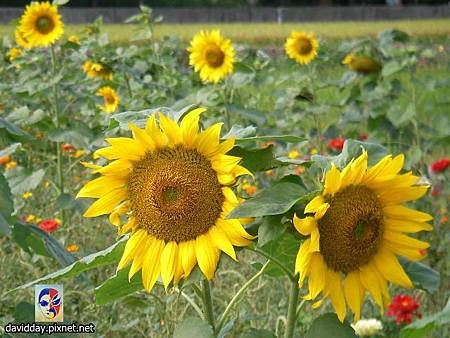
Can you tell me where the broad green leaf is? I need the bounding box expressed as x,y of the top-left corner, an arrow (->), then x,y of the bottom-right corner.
257,215 -> 289,247
5,167 -> 45,195
227,182 -> 307,219
0,213 -> 11,236
225,105 -> 266,125
400,298 -> 450,338
0,172 -> 13,219
0,142 -> 21,158
48,128 -> 94,149
306,313 -> 357,338
399,258 -> 440,294
230,146 -> 278,172
222,125 -> 257,139
12,223 -> 50,257
0,117 -> 26,137
95,267 -> 144,305
13,238 -> 126,291
173,317 -> 213,338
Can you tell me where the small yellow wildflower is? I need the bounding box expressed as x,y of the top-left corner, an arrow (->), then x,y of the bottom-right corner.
22,191 -> 33,199
68,35 -> 80,45
8,48 -> 22,62
26,214 -> 36,223
5,161 -> 18,171
66,244 -> 80,253
288,149 -> 300,159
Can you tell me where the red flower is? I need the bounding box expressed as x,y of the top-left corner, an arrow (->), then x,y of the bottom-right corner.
328,137 -> 345,152
359,133 -> 368,141
386,294 -> 421,325
38,219 -> 61,233
62,143 -> 76,153
430,157 -> 450,174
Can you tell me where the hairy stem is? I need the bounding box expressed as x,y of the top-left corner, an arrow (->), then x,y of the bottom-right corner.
201,279 -> 216,333
284,280 -> 300,338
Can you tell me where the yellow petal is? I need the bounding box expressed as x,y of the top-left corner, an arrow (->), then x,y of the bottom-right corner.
324,163 -> 341,196
326,269 -> 347,322
384,218 -> 433,233
106,137 -> 145,161
361,155 -> 391,184
180,107 -> 206,148
196,123 -> 223,156
378,186 -> 428,205
308,253 -> 327,299
295,239 -> 312,286
159,113 -> 183,146
195,234 -> 220,280
383,240 -> 425,261
128,122 -> 156,152
128,236 -> 151,281
293,215 -> 316,236
209,225 -> 237,260
373,247 -> 413,288
216,218 -> 254,246
383,230 -> 430,249
160,241 -> 178,289
383,205 -> 433,223
314,202 -> 330,220
305,195 -> 325,214
359,264 -> 383,309
222,187 -> 238,204
351,151 -> 368,185
142,238 -> 164,292
83,188 -> 128,217
77,176 -> 126,198
380,154 -> 404,176
93,146 -> 121,160
95,159 -> 132,177
179,240 -> 197,277
173,255 -> 184,286
145,115 -> 168,149
310,228 -> 320,252
343,271 -> 364,321
211,154 -> 241,174
117,229 -> 148,270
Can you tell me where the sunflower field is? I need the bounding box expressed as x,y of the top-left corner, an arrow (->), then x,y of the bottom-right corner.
0,1 -> 449,337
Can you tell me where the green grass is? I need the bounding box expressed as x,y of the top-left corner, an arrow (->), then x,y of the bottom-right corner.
1,18 -> 450,43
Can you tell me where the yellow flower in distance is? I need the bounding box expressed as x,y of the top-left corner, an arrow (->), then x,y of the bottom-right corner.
188,30 -> 235,83
66,244 -> 79,253
7,48 -> 22,62
83,60 -> 113,80
293,151 -> 432,322
285,31 -> 319,65
5,161 -> 18,171
96,86 -> 119,113
77,108 -> 254,291
68,35 -> 80,45
342,54 -> 381,74
22,191 -> 33,199
17,2 -> 64,48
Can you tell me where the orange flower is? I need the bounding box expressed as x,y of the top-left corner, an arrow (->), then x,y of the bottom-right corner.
66,244 -> 79,253
0,155 -> 11,164
38,219 -> 61,233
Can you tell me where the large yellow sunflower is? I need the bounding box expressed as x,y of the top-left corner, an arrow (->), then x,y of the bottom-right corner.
15,28 -> 32,49
342,54 -> 381,74
96,86 -> 120,113
293,151 -> 432,322
77,108 -> 254,291
188,30 -> 235,83
17,2 -> 64,48
285,31 -> 319,65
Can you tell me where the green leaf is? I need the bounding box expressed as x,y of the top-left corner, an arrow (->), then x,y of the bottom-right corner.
12,223 -> 50,257
306,313 -> 357,338
400,298 -> 450,338
225,105 -> 266,125
48,128 -> 93,149
258,215 -> 289,247
227,182 -> 307,219
399,258 -> 440,294
223,125 -> 257,139
229,146 -> 278,172
0,213 -> 11,236
53,0 -> 70,6
0,117 -> 26,137
173,317 -> 213,338
12,238 -> 126,291
95,267 -> 144,305
5,168 -> 45,195
0,172 -> 14,219
0,142 -> 21,158
235,135 -> 305,145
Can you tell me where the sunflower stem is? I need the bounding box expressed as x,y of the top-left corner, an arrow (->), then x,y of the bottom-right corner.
284,280 -> 300,338
201,279 -> 216,333
50,45 -> 66,225
216,260 -> 269,333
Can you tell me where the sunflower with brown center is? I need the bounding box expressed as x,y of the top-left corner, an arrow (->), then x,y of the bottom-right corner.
77,108 -> 254,291
293,151 -> 432,322
17,2 -> 64,48
188,30 -> 235,83
285,31 -> 319,65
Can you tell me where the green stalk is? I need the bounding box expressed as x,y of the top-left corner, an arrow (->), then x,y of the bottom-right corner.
201,279 -> 216,333
50,46 -> 65,224
284,280 -> 300,338
216,260 -> 269,333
